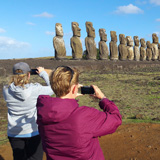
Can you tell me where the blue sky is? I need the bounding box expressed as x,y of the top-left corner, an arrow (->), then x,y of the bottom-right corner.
0,0 -> 160,59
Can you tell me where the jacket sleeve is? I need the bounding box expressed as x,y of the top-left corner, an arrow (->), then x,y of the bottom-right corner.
84,98 -> 122,138
39,70 -> 50,86
37,71 -> 54,96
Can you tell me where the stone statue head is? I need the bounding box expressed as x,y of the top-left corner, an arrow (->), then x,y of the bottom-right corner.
134,36 -> 140,46
85,21 -> 95,38
152,33 -> 159,44
72,22 -> 81,37
110,31 -> 117,42
126,36 -> 134,46
99,28 -> 107,41
55,23 -> 63,36
119,34 -> 126,44
140,38 -> 146,48
146,41 -> 152,49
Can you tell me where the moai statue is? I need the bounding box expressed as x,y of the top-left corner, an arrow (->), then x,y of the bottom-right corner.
146,41 -> 152,61
85,21 -> 97,60
140,38 -> 146,61
152,33 -> 159,60
98,28 -> 109,60
126,36 -> 134,60
118,34 -> 128,60
158,43 -> 160,61
109,31 -> 118,60
53,23 -> 66,60
134,36 -> 140,61
70,22 -> 83,59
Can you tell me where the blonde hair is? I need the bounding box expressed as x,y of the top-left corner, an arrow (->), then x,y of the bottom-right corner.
9,69 -> 30,87
50,66 -> 79,97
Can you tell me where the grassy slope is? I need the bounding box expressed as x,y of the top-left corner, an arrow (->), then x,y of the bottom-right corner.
1,66 -> 160,144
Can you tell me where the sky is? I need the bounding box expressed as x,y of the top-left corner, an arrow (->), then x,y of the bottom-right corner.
0,0 -> 160,59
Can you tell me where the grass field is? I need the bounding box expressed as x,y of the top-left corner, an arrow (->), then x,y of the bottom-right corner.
1,67 -> 160,145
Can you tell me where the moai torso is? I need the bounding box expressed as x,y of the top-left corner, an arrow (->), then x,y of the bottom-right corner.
85,22 -> 97,60
53,23 -> 66,59
146,41 -> 152,61
70,22 -> 83,59
140,38 -> 146,61
152,33 -> 159,60
98,29 -> 109,60
158,43 -> 160,61
134,36 -> 140,61
118,34 -> 128,60
126,36 -> 134,60
109,31 -> 118,60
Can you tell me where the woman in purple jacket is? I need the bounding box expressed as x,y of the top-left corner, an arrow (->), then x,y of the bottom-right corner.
36,66 -> 122,160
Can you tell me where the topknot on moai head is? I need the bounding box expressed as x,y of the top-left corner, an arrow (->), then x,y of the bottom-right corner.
85,21 -> 95,38
119,34 -> 126,44
152,33 -> 159,44
55,23 -> 63,36
140,38 -> 146,48
110,31 -> 117,42
72,22 -> 81,37
126,36 -> 134,46
99,28 -> 107,42
134,36 -> 140,46
146,41 -> 152,49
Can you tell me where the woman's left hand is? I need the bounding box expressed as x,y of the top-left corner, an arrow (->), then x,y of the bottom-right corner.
36,67 -> 45,74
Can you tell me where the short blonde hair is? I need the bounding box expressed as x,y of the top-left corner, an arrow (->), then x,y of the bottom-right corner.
50,66 -> 79,97
9,69 -> 30,87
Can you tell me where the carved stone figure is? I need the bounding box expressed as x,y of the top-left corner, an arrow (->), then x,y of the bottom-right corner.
70,22 -> 83,59
126,36 -> 134,60
158,43 -> 160,61
85,21 -> 97,60
98,28 -> 109,60
53,23 -> 66,59
140,38 -> 146,61
146,41 -> 152,61
118,34 -> 128,60
134,36 -> 140,61
109,31 -> 118,60
152,33 -> 159,60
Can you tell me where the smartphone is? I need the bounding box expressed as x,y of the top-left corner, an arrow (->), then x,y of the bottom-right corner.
30,69 -> 38,75
81,86 -> 95,94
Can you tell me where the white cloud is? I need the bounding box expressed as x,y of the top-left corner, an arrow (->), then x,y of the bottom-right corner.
135,0 -> 147,5
45,31 -> 55,36
150,0 -> 160,5
26,22 -> 36,26
33,12 -> 54,18
0,36 -> 30,51
0,28 -> 6,33
0,36 -> 31,59
156,18 -> 160,21
114,4 -> 144,14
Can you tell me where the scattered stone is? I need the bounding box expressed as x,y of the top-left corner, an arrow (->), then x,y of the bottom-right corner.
153,76 -> 160,80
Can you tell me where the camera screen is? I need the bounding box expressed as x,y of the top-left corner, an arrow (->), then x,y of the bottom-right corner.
81,86 -> 95,94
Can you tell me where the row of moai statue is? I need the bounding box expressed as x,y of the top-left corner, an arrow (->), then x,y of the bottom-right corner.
53,22 -> 160,61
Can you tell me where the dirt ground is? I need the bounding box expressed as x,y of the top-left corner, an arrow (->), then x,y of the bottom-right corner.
0,123 -> 160,160
0,59 -> 160,160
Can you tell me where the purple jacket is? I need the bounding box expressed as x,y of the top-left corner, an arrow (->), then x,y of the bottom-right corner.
36,96 -> 122,160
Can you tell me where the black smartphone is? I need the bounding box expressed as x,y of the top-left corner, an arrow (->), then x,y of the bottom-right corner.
81,86 -> 95,94
30,69 -> 38,75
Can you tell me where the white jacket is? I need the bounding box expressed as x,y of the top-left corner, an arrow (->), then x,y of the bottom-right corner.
3,71 -> 54,137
